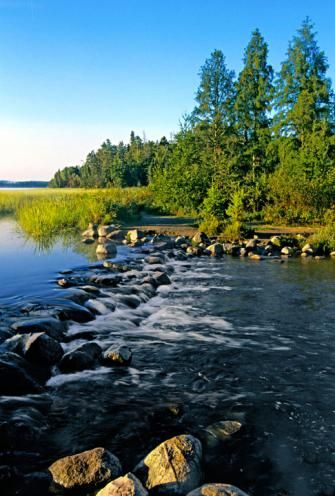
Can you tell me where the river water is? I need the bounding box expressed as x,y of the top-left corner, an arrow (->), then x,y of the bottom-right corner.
0,218 -> 334,496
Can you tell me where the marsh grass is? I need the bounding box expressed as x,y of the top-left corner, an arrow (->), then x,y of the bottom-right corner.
0,188 -> 154,237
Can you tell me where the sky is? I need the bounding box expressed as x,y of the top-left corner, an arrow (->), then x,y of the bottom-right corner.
0,0 -> 334,181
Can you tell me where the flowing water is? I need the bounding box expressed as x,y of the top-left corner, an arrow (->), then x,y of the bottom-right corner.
0,217 -> 334,496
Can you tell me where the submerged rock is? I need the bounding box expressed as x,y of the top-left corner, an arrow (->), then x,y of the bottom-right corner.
49,447 -> 122,492
134,434 -> 202,495
59,342 -> 102,373
187,484 -> 250,496
103,345 -> 132,366
97,473 -> 148,496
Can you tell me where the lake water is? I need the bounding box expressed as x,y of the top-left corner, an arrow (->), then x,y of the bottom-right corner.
0,217 -> 334,496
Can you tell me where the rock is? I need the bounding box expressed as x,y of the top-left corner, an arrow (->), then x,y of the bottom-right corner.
270,236 -> 282,248
85,299 -> 110,315
96,241 -> 117,257
249,253 -> 263,261
103,345 -> 132,366
192,232 -> 210,246
315,255 -> 326,260
204,420 -> 242,448
11,317 -> 66,341
5,332 -> 63,366
230,245 -> 241,257
0,354 -> 43,395
187,484 -> 250,496
98,225 -> 115,237
302,243 -> 315,255
245,238 -> 258,251
134,434 -> 202,495
151,271 -> 171,286
145,256 -> 165,265
330,251 -> 335,257
117,294 -> 142,308
207,243 -> 223,257
49,447 -> 122,492
127,229 -> 145,244
175,236 -> 188,247
57,278 -> 72,288
82,223 -> 99,238
59,342 -> 102,373
90,274 -> 122,286
281,246 -> 294,256
97,473 -> 148,496
107,230 -> 126,241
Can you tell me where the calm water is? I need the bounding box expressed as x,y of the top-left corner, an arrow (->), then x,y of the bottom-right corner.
0,218 -> 334,495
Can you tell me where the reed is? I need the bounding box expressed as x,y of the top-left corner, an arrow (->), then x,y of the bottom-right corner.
0,188 -> 154,237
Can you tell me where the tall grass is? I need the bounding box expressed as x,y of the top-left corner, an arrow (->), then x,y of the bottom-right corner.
0,188 -> 154,237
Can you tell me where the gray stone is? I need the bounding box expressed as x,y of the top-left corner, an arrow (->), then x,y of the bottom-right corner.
152,271 -> 171,286
49,447 -> 122,492
96,241 -> 117,257
107,230 -> 126,241
134,434 -> 202,495
192,232 -> 210,246
127,229 -> 145,244
98,225 -> 115,237
10,317 -> 66,341
207,243 -> 223,257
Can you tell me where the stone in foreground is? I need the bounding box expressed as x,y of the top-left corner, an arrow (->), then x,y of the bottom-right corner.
97,473 -> 148,496
187,484 -> 250,496
49,447 -> 122,492
103,345 -> 132,366
134,434 -> 202,495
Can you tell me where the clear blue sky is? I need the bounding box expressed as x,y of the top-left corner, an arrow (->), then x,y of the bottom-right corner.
0,0 -> 334,180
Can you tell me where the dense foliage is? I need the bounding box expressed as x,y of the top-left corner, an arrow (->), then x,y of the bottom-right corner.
50,19 -> 335,229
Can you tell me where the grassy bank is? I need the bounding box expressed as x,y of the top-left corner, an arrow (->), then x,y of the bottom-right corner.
0,188 -> 154,237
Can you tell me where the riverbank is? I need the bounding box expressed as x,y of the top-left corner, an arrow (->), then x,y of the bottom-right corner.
0,225 -> 334,496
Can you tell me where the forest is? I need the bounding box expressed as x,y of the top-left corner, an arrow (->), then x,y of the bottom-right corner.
49,19 -> 335,233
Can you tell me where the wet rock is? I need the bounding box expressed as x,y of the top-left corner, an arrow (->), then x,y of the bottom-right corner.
19,471 -> 52,496
207,243 -> 223,257
301,243 -> 314,255
281,246 -> 294,256
103,345 -> 132,366
49,447 -> 122,492
59,342 -> 102,373
82,223 -> 99,238
98,225 -> 116,237
151,271 -> 171,287
187,484 -> 250,496
117,294 -> 142,308
0,353 -> 43,395
204,420 -> 242,448
11,317 -> 66,341
0,407 -> 47,450
330,251 -> 335,257
249,253 -> 263,261
61,287 -> 91,305
134,434 -> 202,495
79,285 -> 102,295
270,236 -> 282,248
96,241 -> 117,257
97,473 -> 148,496
127,229 -> 145,244
57,278 -> 73,288
107,229 -> 126,241
90,274 -> 122,287
5,332 -> 63,366
192,232 -> 210,246
315,255 -> 326,260
85,299 -> 111,315
245,238 -> 258,252
145,255 -> 165,265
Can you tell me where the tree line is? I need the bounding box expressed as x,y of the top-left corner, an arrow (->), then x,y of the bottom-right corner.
50,18 -> 335,228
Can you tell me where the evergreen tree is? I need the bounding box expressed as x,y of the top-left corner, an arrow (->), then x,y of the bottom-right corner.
275,17 -> 333,141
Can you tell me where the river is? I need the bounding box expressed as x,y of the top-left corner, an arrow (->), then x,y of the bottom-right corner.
0,217 -> 334,496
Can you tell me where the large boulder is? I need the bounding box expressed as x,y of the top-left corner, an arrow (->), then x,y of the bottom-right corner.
10,317 -> 66,341
103,345 -> 132,366
49,447 -> 122,492
0,353 -> 43,395
59,342 -> 102,373
4,332 -> 63,366
187,484 -> 250,496
134,434 -> 202,495
97,473 -> 148,496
